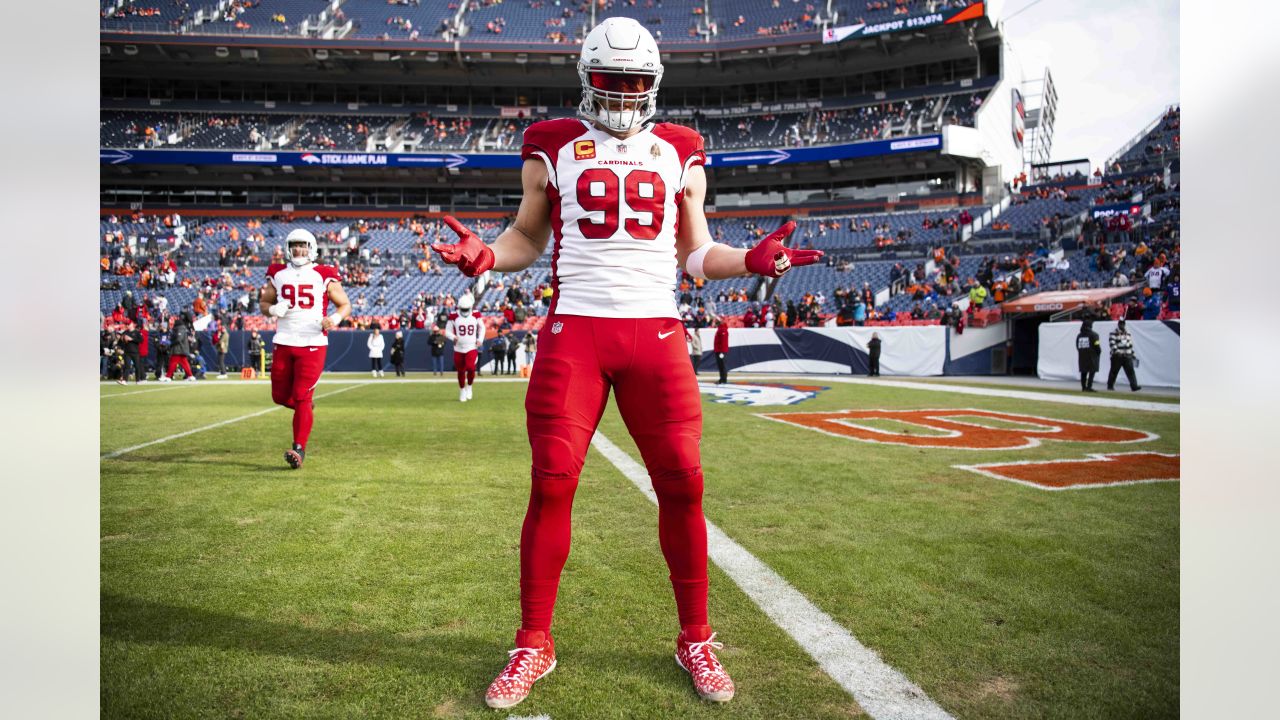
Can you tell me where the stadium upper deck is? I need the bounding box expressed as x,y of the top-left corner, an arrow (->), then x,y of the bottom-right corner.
99,87 -> 987,153
101,0 -> 989,47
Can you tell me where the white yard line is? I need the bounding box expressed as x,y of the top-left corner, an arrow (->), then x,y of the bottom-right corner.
99,382 -> 261,398
101,377 -> 530,387
591,431 -> 955,720
100,385 -> 190,398
100,384 -> 367,459
786,376 -> 1180,414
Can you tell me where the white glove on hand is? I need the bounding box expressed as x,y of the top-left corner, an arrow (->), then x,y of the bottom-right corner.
269,301 -> 290,318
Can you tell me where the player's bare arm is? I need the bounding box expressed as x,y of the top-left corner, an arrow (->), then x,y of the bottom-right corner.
677,164 -> 824,280
491,159 -> 553,270
432,159 -> 552,276
321,281 -> 352,331
260,281 -> 287,317
675,165 -> 747,279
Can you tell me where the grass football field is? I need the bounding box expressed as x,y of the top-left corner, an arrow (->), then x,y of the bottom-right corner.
100,374 -> 1178,719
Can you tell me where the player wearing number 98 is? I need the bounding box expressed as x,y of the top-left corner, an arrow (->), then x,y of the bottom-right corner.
430,17 -> 823,710
445,292 -> 484,402
259,229 -> 352,470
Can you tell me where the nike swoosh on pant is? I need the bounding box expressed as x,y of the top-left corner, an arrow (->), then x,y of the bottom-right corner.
658,331 -> 676,339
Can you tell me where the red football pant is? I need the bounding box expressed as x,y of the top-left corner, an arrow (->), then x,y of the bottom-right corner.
454,349 -> 477,388
519,315 -> 707,635
165,355 -> 192,379
270,344 -> 326,449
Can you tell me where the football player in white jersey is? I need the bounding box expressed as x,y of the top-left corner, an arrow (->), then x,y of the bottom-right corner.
259,229 -> 351,469
444,292 -> 485,402
432,17 -> 822,709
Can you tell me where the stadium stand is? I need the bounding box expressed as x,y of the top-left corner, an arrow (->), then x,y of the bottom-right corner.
100,0 -> 195,33
461,0 -> 594,45
100,86 -> 987,152
342,0 -> 461,41
193,0 -> 322,34
1110,106 -> 1180,174
100,1 -> 987,43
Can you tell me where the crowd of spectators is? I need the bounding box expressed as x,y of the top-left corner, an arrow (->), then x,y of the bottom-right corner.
100,0 -> 193,32
102,89 -> 986,154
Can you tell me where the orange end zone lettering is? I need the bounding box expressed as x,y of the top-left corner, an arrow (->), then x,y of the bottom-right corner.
954,452 -> 1180,490
756,408 -> 1155,450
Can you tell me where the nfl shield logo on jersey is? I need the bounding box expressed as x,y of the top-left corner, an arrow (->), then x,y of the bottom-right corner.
551,321 -> 564,335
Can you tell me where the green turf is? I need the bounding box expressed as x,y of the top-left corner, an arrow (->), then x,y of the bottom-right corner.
102,376 -> 1177,719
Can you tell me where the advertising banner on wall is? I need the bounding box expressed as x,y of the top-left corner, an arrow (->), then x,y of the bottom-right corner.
821,1 -> 986,42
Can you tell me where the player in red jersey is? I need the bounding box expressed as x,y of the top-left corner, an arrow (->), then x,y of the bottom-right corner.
259,229 -> 351,469
432,17 -> 821,709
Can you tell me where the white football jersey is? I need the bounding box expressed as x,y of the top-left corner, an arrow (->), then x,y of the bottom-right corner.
266,262 -> 342,347
521,118 -> 707,318
446,312 -> 485,353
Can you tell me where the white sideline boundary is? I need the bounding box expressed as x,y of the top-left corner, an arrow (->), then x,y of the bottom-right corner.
797,376 -> 1180,414
100,384 -> 367,459
100,383 -> 262,398
590,431 -> 955,720
99,377 -> 532,389
100,375 -> 1180,413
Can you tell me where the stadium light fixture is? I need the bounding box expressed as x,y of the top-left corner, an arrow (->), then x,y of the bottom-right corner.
314,49 -> 330,60
123,45 -> 138,56
214,47 -> 229,58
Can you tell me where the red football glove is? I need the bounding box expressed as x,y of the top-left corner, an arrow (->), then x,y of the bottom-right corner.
744,221 -> 824,278
431,215 -> 496,277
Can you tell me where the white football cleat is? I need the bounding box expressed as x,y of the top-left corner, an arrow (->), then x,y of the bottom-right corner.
465,385 -> 473,401
459,387 -> 468,402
